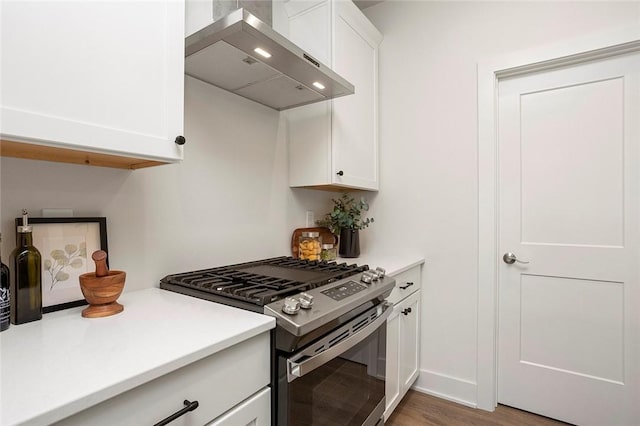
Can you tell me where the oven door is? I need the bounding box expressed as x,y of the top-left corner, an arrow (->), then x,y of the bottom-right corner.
277,302 -> 391,426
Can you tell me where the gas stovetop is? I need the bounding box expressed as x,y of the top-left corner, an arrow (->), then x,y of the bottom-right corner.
160,256 -> 395,351
159,256 -> 369,311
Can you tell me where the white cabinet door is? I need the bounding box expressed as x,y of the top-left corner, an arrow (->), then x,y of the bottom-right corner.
0,0 -> 185,168
385,302 -> 402,416
287,0 -> 331,64
286,0 -> 381,191
384,264 -> 422,421
400,291 -> 420,391
286,0 -> 333,188
331,0 -> 379,190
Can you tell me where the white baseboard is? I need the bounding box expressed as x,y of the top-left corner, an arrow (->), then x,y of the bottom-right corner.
411,368 -> 478,408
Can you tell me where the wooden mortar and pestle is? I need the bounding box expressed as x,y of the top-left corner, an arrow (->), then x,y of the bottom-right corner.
79,250 -> 126,318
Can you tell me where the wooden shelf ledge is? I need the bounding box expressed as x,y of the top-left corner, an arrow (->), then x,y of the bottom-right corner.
0,139 -> 169,170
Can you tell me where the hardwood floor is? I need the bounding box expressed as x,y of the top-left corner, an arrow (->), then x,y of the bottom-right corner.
386,390 -> 570,426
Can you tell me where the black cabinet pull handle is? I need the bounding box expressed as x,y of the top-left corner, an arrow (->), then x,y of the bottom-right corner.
153,400 -> 199,426
402,307 -> 412,316
175,135 -> 186,145
336,170 -> 344,176
399,282 -> 414,290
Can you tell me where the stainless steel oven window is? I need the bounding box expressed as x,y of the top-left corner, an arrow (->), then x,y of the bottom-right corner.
277,303 -> 390,426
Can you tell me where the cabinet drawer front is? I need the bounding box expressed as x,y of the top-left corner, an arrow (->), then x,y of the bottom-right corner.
207,387 -> 270,425
56,333 -> 270,426
386,266 -> 422,305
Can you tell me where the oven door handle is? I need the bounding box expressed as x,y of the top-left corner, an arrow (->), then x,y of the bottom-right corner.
287,302 -> 392,382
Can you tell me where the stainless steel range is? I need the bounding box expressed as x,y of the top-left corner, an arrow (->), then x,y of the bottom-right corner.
160,256 -> 394,426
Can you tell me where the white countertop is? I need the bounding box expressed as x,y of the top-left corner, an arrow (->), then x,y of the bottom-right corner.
0,288 -> 275,426
339,253 -> 425,276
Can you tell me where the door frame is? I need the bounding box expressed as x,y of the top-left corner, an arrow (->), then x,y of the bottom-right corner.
477,25 -> 640,411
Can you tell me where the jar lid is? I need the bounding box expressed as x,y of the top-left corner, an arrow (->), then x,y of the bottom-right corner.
322,244 -> 334,249
301,232 -> 320,237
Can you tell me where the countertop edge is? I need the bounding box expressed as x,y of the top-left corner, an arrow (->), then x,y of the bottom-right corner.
339,254 -> 425,276
386,258 -> 425,276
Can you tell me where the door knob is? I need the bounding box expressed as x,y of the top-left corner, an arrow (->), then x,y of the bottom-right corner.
503,252 -> 529,264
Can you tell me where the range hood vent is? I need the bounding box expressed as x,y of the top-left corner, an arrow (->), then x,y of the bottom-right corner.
185,8 -> 355,111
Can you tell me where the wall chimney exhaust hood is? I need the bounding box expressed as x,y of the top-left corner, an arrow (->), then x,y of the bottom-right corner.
185,8 -> 355,111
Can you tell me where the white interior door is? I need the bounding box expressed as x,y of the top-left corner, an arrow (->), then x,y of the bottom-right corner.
497,52 -> 640,425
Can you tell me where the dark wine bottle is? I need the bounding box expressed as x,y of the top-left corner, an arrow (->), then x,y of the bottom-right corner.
1,233 -> 10,332
10,210 -> 42,324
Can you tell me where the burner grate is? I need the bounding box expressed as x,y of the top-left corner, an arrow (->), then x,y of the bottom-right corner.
160,256 -> 368,306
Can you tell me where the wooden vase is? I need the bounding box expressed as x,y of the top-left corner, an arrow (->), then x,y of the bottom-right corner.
78,250 -> 125,318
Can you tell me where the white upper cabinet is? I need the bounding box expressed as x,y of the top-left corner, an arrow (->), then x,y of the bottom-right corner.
283,0 -> 382,191
0,1 -> 185,169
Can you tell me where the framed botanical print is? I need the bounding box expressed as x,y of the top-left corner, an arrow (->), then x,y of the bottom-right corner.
15,217 -> 108,313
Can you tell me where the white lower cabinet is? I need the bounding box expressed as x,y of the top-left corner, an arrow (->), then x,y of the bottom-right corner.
54,332 -> 270,426
385,265 -> 422,420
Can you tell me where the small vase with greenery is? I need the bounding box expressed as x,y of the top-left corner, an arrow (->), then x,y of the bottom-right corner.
317,193 -> 374,258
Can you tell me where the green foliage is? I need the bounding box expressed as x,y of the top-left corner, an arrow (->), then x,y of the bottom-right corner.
317,193 -> 374,235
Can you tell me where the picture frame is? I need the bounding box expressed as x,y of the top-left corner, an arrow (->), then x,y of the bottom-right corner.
14,217 -> 108,313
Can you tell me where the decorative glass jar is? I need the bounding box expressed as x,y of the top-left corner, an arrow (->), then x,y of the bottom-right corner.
320,244 -> 337,261
299,232 -> 321,261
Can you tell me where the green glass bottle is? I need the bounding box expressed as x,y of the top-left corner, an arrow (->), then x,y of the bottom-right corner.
1,233 -> 10,332
10,210 -> 42,324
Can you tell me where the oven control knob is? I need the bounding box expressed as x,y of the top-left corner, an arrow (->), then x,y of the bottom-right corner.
299,292 -> 314,309
361,271 -> 375,284
375,267 -> 386,279
282,297 -> 300,315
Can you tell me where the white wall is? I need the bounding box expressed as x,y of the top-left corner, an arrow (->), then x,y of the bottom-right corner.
1,76 -> 333,291
363,0 -> 640,406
